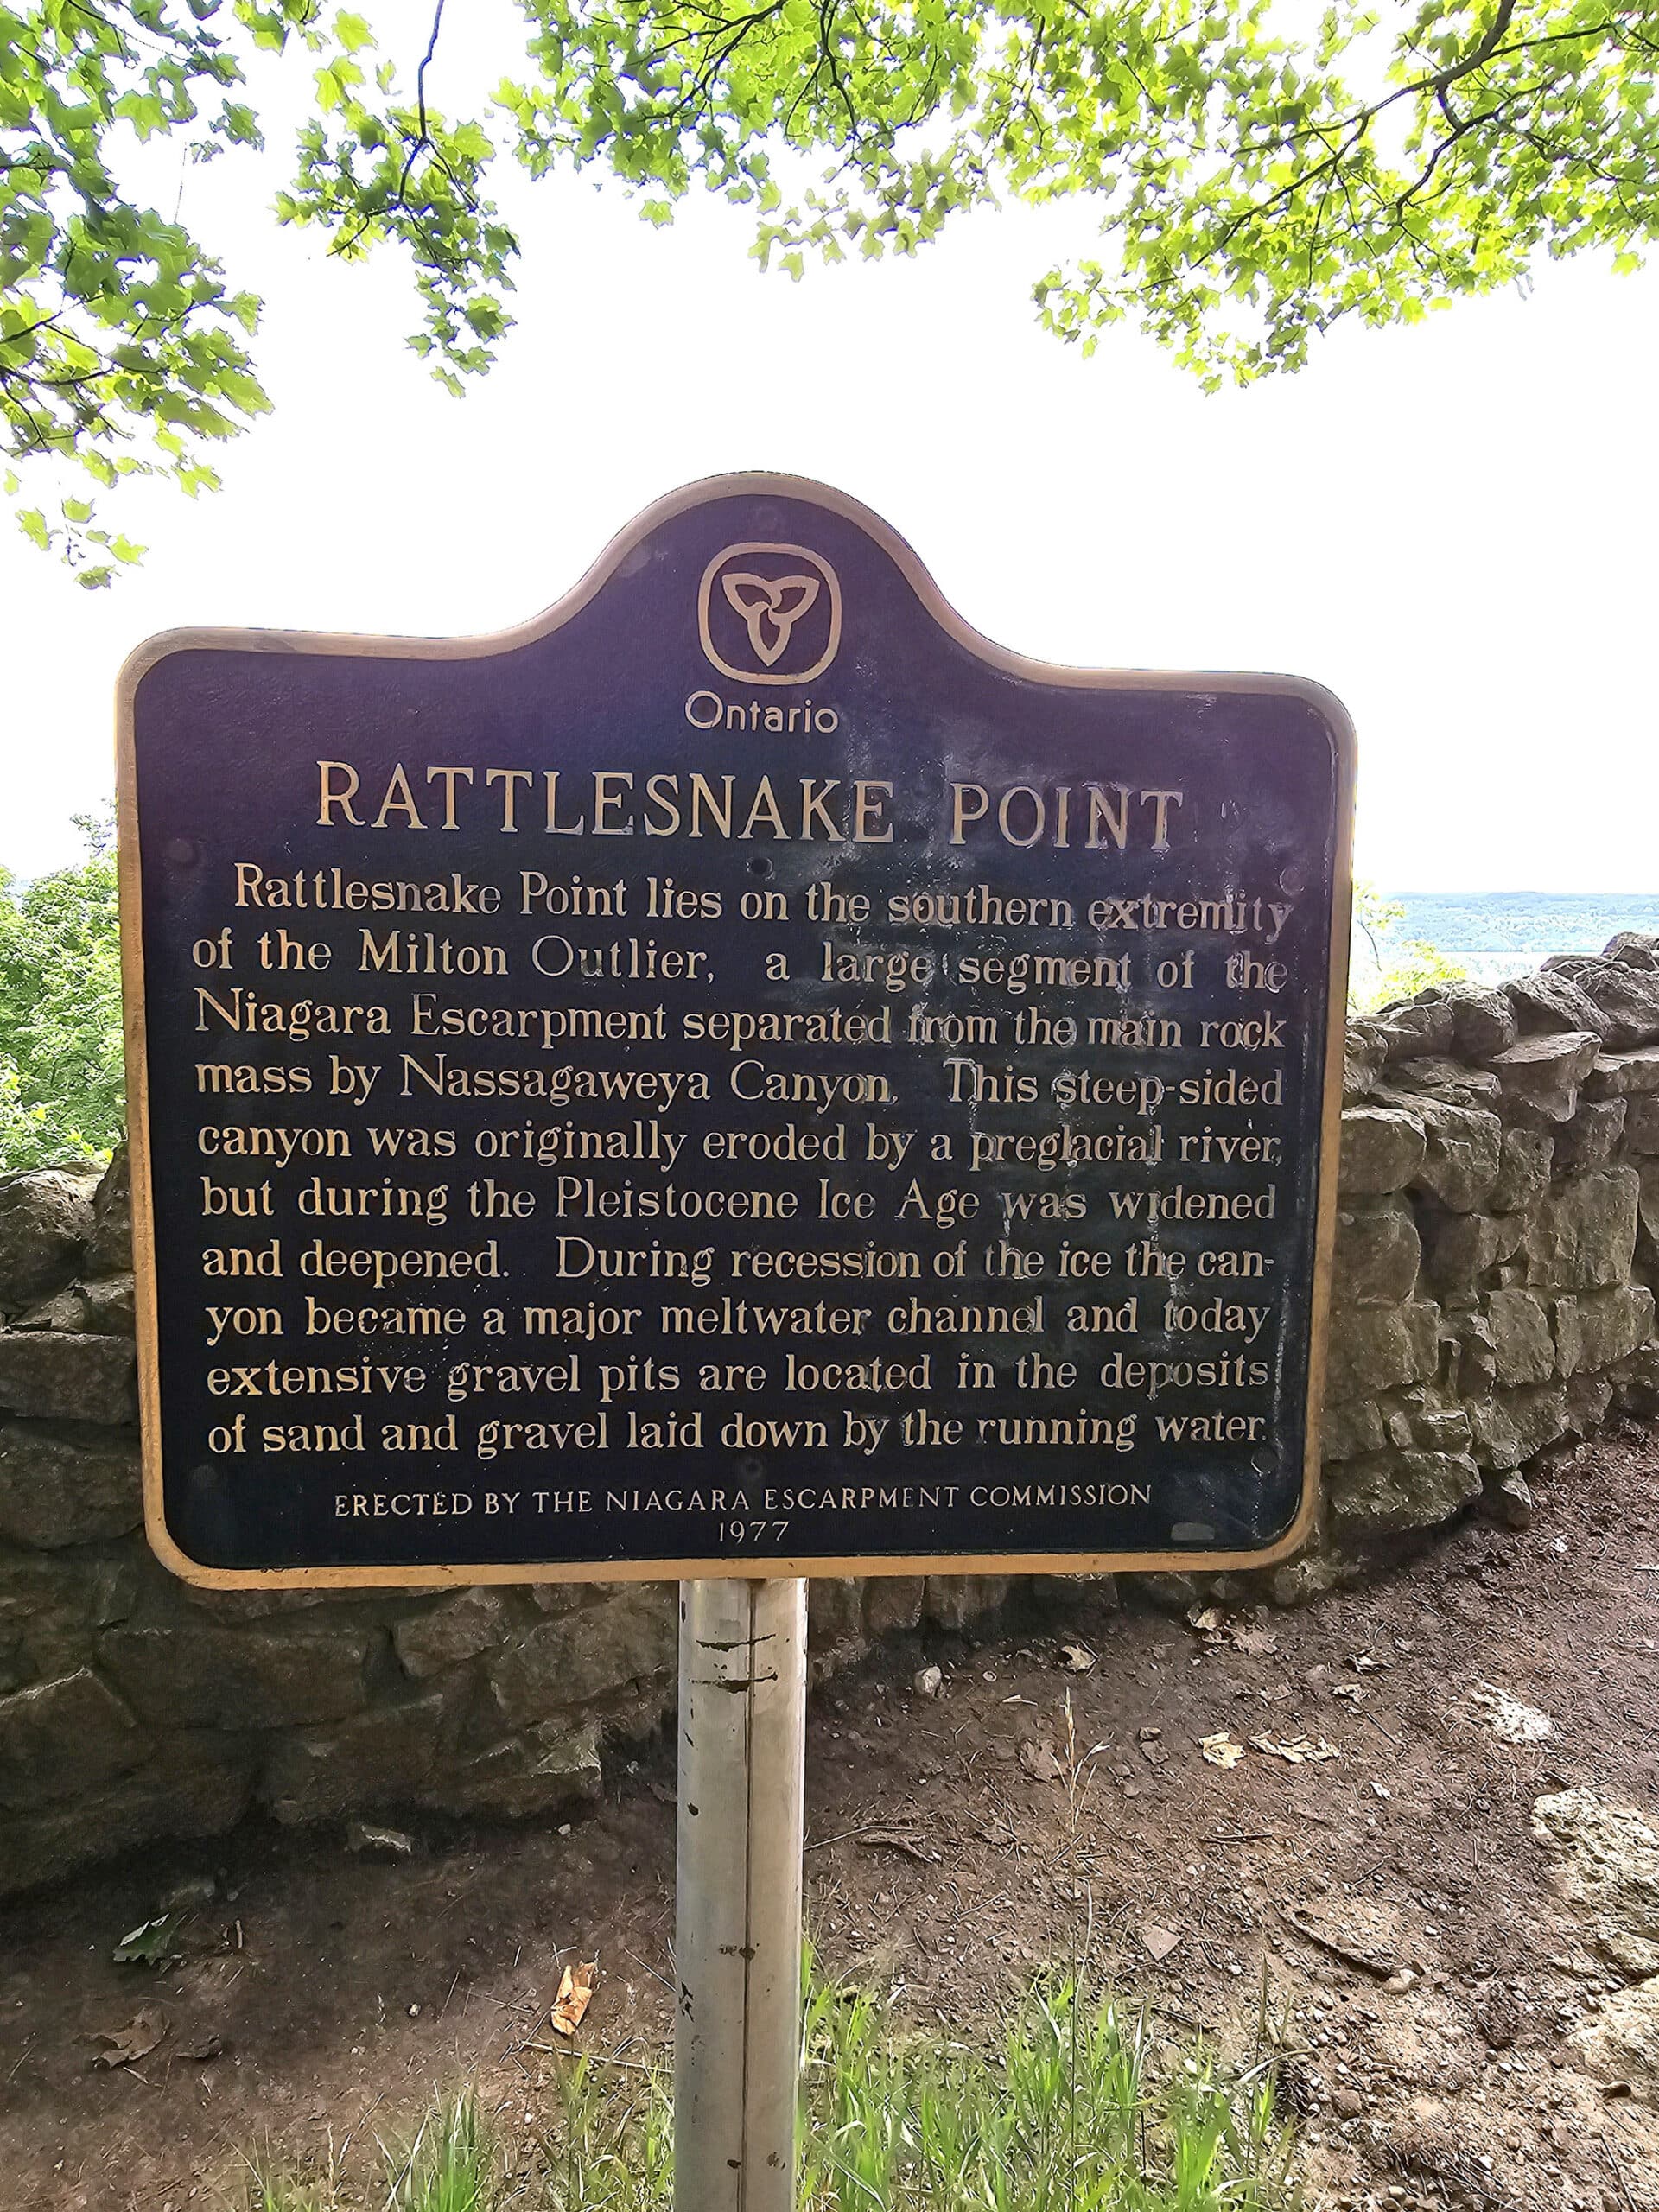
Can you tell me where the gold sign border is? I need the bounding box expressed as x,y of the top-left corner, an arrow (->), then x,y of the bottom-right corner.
116,470 -> 1356,1592
696,539 -> 844,685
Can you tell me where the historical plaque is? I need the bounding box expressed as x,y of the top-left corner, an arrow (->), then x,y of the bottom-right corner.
118,474 -> 1354,1587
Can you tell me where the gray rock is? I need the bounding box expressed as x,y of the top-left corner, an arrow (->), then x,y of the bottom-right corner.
13,1286 -> 89,1332
1605,931 -> 1659,971
1333,1198 -> 1421,1306
1525,1166 -> 1639,1290
346,1820 -> 419,1858
1554,1098 -> 1628,1172
261,1694 -> 451,1824
1342,1026 -> 1385,1104
1373,1001 -> 1455,1062
1585,1046 -> 1659,1100
1325,1300 -> 1440,1403
1553,1286 -> 1655,1376
1486,1289 -> 1557,1387
79,1275 -> 137,1337
1465,1385 -> 1570,1470
1504,971 -> 1611,1041
0,1329 -> 136,1423
1566,1370 -> 1615,1435
1326,1449 -> 1483,1538
1488,1029 -> 1603,1123
0,1735 -> 254,1897
1490,1471 -> 1535,1529
1638,1163 -> 1659,1255
1269,1538 -> 1351,1608
1320,1395 -> 1387,1460
15,1274 -> 136,1338
1338,1107 -> 1426,1197
1442,983 -> 1518,1059
861,1577 -> 926,1636
0,1171 -> 98,1311
1445,1311 -> 1497,1396
1407,1099 -> 1503,1213
1629,1097 -> 1659,1156
1382,1058 -> 1502,1109
1613,1344 -> 1659,1410
487,1585 -> 675,1728
1533,1788 -> 1659,1974
1135,1571 -> 1199,1613
1569,1983 -> 1659,2096
808,1577 -> 867,1652
1490,1128 -> 1554,1213
0,1668 -> 148,1807
0,1421 -> 140,1548
1422,1211 -> 1522,1297
1544,955 -> 1659,1050
419,1719 -> 601,1821
0,1553 -> 113,1688
392,1587 -> 512,1679
99,1623 -> 372,1729
1027,1571 -> 1118,1613
1400,1405 -> 1472,1453
923,1574 -> 1013,1630
84,1150 -> 132,1278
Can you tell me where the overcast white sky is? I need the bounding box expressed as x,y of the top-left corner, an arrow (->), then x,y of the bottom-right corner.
3,4 -> 1655,891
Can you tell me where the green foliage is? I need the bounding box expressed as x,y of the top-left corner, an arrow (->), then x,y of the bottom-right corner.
0,806 -> 125,1172
238,1971 -> 1300,2210
6,0 -> 1659,563
1351,877 -> 1468,1013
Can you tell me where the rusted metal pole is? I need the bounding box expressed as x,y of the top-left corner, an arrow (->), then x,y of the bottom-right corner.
674,1577 -> 806,2212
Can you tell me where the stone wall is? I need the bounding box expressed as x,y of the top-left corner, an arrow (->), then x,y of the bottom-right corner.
4,934 -> 1659,1892
1294,937 -> 1659,1605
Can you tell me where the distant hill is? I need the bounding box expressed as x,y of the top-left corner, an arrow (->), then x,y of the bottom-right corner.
1364,892 -> 1659,989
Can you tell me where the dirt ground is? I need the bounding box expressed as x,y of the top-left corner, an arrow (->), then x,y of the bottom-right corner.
4,1427 -> 1659,2212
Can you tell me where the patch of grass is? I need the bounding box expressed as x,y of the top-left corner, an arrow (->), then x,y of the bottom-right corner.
385,2094 -> 487,2212
236,1974 -> 1299,2211
796,1972 -> 1299,2212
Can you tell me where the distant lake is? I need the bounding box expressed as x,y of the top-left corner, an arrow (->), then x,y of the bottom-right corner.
1361,892 -> 1659,989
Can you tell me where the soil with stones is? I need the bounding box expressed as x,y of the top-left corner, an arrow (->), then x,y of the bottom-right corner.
4,1424 -> 1659,2212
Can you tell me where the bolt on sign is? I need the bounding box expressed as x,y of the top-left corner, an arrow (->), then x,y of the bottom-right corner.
118,475 -> 1354,1589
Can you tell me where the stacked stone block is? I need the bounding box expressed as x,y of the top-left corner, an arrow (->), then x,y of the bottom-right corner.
1308,938 -> 1659,1600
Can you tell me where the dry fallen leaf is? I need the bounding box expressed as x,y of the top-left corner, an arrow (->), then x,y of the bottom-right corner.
1200,1732 -> 1246,1769
1138,1922 -> 1181,1962
550,1960 -> 596,2037
1019,1740 -> 1063,1783
1226,1626 -> 1281,1657
1186,1605 -> 1224,1635
92,2005 -> 167,2068
1059,1643 -> 1097,1674
1250,1733 -> 1341,1764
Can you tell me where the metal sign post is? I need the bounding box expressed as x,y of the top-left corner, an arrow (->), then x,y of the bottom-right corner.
675,1578 -> 807,2212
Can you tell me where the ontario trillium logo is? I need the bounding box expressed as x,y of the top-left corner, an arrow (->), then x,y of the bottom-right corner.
698,542 -> 842,686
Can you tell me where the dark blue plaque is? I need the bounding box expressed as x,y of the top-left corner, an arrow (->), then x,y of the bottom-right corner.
118,475 -> 1353,1586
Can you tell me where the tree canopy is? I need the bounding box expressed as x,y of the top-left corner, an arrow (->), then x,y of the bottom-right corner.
6,0 -> 1656,574
0,809 -> 124,1170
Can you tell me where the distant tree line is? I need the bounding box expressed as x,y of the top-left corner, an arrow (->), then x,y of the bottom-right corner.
0,809 -> 125,1173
